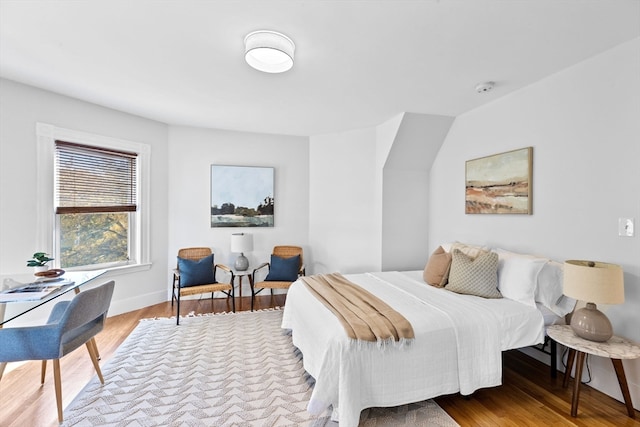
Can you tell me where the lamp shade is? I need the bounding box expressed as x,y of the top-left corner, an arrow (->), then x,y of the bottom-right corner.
563,260 -> 624,342
244,30 -> 295,73
563,260 -> 624,305
230,233 -> 253,254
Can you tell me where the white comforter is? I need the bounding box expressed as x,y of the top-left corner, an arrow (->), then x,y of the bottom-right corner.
281,270 -> 545,427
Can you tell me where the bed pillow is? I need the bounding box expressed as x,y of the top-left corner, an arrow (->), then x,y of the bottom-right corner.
265,255 -> 300,281
450,242 -> 490,260
536,260 -> 576,316
177,254 -> 216,287
447,249 -> 502,299
535,260 -> 564,308
423,246 -> 452,287
495,249 -> 547,308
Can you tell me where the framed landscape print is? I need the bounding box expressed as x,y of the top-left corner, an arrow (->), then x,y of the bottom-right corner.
465,147 -> 532,214
210,165 -> 274,227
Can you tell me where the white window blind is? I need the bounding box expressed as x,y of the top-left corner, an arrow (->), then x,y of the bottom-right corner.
55,140 -> 138,214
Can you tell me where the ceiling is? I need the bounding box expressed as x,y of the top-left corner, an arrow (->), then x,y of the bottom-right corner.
1,1 -> 638,137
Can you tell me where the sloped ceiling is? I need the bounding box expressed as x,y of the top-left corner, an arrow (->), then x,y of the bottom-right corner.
1,1 -> 638,136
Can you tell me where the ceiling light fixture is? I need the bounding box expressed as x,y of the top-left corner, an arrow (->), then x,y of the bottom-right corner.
244,30 -> 295,73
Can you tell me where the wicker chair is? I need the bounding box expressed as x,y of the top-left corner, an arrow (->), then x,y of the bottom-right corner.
172,247 -> 235,325
251,245 -> 305,311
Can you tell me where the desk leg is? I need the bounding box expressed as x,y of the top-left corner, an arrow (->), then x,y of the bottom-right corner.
571,351 -> 586,417
564,348 -> 576,388
612,358 -> 636,418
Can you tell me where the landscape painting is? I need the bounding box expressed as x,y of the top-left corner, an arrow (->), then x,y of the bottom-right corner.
211,165 -> 274,227
465,147 -> 532,214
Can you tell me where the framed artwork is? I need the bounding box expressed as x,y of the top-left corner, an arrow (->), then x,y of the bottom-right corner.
210,165 -> 274,227
465,147 -> 532,214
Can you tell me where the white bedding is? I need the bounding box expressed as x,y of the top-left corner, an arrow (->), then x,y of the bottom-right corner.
281,270 -> 545,427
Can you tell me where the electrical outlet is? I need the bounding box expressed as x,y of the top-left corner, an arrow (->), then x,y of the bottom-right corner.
618,218 -> 634,237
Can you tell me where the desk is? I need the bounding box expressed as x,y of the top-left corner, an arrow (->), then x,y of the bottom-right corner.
0,270 -> 106,380
547,324 -> 640,418
0,270 -> 106,326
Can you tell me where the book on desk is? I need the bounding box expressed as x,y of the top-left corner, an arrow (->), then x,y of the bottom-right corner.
0,278 -> 75,302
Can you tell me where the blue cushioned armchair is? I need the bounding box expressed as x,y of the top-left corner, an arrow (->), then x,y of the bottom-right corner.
0,280 -> 115,422
172,247 -> 235,325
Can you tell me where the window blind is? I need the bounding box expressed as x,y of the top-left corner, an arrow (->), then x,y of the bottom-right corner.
55,140 -> 137,214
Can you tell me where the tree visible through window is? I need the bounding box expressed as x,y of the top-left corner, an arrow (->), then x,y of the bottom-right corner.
55,141 -> 137,268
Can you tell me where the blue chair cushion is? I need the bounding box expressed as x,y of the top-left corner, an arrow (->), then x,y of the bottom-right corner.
178,254 -> 216,287
265,255 -> 300,281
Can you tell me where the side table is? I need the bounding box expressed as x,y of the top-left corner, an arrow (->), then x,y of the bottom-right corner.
231,268 -> 253,298
547,324 -> 640,418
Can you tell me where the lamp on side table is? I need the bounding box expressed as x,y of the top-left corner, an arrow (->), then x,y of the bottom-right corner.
562,260 -> 624,342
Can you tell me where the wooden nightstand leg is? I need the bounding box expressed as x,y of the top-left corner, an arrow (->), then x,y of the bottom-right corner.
571,351 -> 586,417
550,339 -> 557,378
564,348 -> 576,388
611,358 -> 636,418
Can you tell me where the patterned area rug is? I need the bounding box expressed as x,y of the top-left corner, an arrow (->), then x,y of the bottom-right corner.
62,309 -> 459,426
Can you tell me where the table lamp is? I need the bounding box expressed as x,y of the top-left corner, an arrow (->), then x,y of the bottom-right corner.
230,233 -> 253,271
563,260 -> 624,342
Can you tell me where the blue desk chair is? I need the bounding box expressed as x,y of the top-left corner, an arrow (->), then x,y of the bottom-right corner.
0,280 -> 115,422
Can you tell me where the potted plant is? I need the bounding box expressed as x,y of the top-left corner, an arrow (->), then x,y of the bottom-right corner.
27,252 -> 54,273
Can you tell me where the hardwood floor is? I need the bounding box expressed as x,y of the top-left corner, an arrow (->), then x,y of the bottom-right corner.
1,294 -> 638,427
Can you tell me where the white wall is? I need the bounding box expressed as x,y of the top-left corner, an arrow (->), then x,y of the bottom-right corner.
309,127 -> 381,274
0,78 -> 170,323
167,126 -> 309,296
382,113 -> 454,271
429,38 -> 640,408
309,113 -> 453,274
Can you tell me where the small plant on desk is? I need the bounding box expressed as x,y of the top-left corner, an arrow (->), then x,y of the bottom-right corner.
27,252 -> 54,268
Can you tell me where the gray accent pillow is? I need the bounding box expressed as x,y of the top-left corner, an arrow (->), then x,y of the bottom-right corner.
447,249 -> 502,299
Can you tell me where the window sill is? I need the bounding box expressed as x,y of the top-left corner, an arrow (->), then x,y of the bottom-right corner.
66,262 -> 152,277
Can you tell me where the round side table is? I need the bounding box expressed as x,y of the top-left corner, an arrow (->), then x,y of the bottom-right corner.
547,324 -> 640,418
231,268 -> 253,298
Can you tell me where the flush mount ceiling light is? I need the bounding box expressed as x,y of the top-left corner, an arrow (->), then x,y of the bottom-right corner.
244,30 -> 295,73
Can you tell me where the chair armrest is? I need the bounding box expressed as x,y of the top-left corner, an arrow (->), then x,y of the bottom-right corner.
214,263 -> 234,284
299,264 -> 306,276
252,262 -> 270,282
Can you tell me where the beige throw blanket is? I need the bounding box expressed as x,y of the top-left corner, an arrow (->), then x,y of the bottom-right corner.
301,273 -> 414,347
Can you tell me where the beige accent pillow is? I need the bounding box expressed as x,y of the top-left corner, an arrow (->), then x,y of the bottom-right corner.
423,246 -> 452,287
447,249 -> 502,299
450,242 -> 489,260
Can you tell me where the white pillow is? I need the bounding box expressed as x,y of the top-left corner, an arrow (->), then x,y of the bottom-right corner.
535,261 -> 564,309
495,248 -> 547,308
536,260 -> 576,317
449,242 -> 490,259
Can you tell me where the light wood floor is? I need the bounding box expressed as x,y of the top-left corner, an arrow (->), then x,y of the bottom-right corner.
1,294 -> 638,427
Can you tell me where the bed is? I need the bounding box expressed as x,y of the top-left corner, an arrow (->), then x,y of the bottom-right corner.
281,247 -> 575,427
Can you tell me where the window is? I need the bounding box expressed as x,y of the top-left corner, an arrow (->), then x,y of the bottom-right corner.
55,141 -> 137,268
36,123 -> 150,272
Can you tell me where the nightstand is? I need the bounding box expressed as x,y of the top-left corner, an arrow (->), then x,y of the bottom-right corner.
231,268 -> 253,298
547,324 -> 640,418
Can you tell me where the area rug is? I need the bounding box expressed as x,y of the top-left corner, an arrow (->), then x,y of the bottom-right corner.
62,309 -> 459,426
